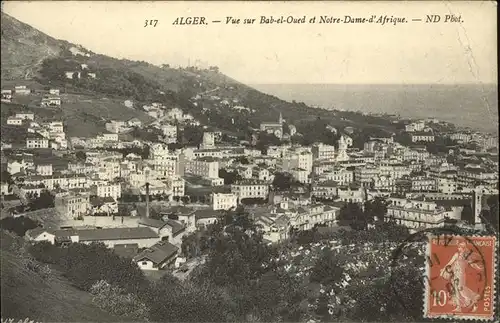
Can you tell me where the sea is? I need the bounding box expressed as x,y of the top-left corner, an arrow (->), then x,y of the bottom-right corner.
251,84 -> 498,134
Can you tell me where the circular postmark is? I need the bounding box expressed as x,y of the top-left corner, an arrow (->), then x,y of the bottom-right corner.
389,226 -> 493,319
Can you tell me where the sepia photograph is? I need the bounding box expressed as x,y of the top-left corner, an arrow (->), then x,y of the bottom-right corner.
0,1 -> 498,322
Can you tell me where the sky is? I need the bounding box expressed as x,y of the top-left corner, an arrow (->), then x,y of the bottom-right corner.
2,1 -> 498,84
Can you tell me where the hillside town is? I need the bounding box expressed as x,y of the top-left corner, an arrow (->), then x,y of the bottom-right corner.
1,83 -> 498,276
1,5 -> 498,322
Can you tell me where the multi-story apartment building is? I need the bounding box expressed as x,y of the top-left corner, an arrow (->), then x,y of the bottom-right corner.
55,192 -> 90,219
282,151 -> 313,174
253,167 -> 272,182
186,157 -> 219,179
290,167 -> 311,184
437,178 -> 458,194
411,176 -> 437,192
231,180 -> 269,200
405,121 -> 425,132
35,164 -> 53,176
410,132 -> 435,143
372,175 -> 396,191
212,193 -> 238,210
385,197 -> 462,231
402,148 -> 430,162
15,112 -> 35,120
379,163 -> 412,180
457,166 -> 498,189
23,174 -> 89,190
68,162 -> 96,175
311,180 -> 338,200
148,157 -> 177,178
26,134 -> 49,149
354,165 -> 380,187
319,167 -> 354,185
90,180 -> 122,200
192,148 -> 224,159
289,203 -> 339,231
149,143 -> 172,159
45,121 -> 64,133
311,143 -> 336,161
98,159 -> 121,181
167,176 -> 185,197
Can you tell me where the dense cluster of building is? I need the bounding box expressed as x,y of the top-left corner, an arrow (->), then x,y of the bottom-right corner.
1,86 -> 498,273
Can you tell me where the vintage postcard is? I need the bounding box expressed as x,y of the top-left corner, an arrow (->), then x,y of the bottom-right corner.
0,1 -> 498,323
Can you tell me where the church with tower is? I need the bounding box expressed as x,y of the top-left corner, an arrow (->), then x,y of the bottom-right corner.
260,113 -> 285,139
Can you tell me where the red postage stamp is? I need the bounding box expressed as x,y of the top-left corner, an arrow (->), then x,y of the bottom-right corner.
424,235 -> 497,320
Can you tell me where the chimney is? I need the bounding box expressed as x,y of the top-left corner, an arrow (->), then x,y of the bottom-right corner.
145,182 -> 150,218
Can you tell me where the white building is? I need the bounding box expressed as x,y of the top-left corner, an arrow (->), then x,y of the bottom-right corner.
212,193 -> 238,210
186,157 -> 219,179
41,96 -> 61,107
26,135 -> 49,149
6,117 -> 23,125
14,86 -> 31,95
282,151 -> 313,174
15,113 -> 35,120
410,132 -> 435,143
160,124 -> 177,143
91,181 -> 122,200
312,143 -> 336,161
36,164 -> 53,176
231,180 -> 269,200
202,132 -> 216,149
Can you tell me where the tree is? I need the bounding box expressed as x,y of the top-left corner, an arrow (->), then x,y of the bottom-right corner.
1,170 -> 13,185
364,197 -> 388,225
338,202 -> 367,230
255,132 -> 281,152
27,190 -> 55,211
482,194 -> 499,232
0,216 -> 40,237
461,204 -> 474,225
200,208 -> 276,287
180,196 -> 190,204
218,168 -> 242,185
75,151 -> 87,161
234,156 -> 250,165
310,249 -> 344,287
272,172 -> 294,191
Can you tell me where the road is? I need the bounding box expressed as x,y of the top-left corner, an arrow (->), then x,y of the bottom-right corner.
172,255 -> 207,281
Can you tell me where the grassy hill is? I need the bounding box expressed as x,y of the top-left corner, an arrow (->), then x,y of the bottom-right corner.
0,230 -> 123,322
1,12 -> 68,80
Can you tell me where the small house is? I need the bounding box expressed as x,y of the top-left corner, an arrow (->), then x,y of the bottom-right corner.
133,241 -> 179,271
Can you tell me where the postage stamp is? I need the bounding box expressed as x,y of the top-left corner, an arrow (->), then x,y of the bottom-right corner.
424,235 -> 497,320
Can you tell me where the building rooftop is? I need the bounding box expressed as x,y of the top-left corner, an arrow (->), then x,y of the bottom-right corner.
54,227 -> 159,241
133,241 -> 178,265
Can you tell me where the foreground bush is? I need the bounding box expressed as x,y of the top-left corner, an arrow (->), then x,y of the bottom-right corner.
90,280 -> 149,320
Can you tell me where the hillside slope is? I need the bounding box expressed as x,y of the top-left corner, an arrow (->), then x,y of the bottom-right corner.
0,230 -> 123,322
1,12 -> 69,80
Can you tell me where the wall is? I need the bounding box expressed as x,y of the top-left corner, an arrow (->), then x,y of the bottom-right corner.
82,237 -> 160,248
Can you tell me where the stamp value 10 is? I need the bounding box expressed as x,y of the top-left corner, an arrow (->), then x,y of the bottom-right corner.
424,235 -> 497,321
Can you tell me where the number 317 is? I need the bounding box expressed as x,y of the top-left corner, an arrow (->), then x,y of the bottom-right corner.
145,19 -> 158,27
